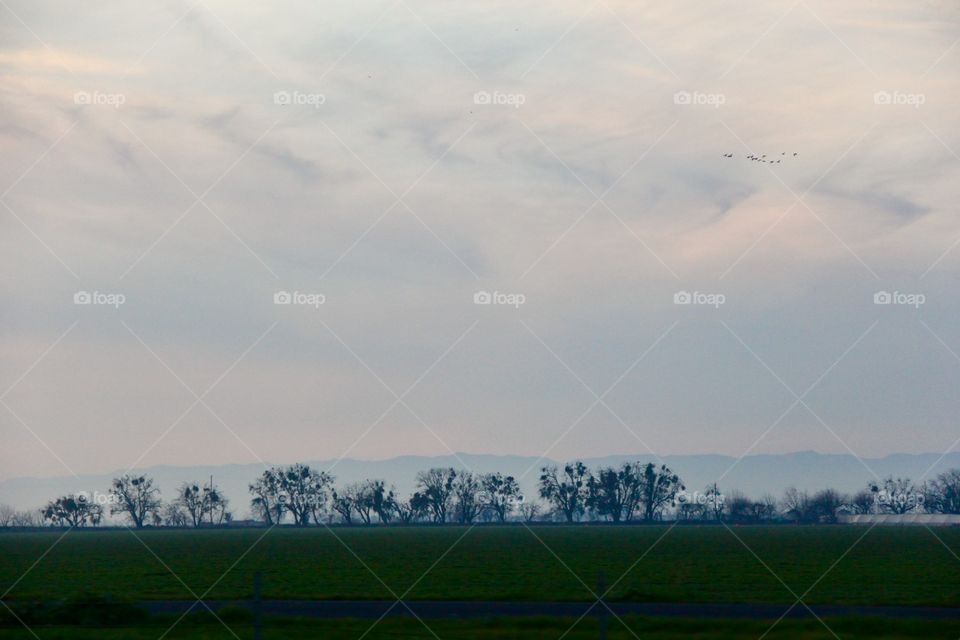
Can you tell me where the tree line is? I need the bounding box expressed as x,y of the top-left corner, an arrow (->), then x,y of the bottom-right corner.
3,462 -> 960,528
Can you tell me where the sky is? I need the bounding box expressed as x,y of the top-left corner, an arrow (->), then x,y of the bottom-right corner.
1,0 -> 959,480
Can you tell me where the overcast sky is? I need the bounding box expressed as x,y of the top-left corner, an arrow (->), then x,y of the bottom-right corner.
1,0 -> 959,480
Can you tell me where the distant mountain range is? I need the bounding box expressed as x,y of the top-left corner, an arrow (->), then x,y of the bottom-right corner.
3,451 -> 959,516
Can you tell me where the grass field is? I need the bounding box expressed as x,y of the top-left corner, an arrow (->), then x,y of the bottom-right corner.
4,615 -> 960,639
2,525 -> 959,607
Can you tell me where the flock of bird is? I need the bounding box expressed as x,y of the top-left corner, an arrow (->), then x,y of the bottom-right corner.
723,152 -> 799,164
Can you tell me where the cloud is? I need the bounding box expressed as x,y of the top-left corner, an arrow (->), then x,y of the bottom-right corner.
1,0 -> 959,482
0,49 -> 134,75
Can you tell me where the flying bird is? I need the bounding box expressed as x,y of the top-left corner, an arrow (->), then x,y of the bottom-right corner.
725,150 -> 799,165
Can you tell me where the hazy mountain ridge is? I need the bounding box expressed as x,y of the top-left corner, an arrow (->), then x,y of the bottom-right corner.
2,451 -> 958,515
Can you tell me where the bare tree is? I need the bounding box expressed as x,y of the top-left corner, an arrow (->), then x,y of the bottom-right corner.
109,475 -> 161,528
331,485 -> 359,524
639,463 -> 682,521
480,473 -> 522,523
41,495 -> 103,527
453,472 -> 482,524
926,469 -> 960,514
539,462 -> 589,523
701,484 -> 725,521
675,499 -> 704,521
416,468 -> 457,524
12,510 -> 41,527
725,491 -> 755,522
176,483 -> 207,527
753,494 -> 778,521
720,492 -> 778,522
337,480 -> 397,524
0,504 -> 14,527
810,488 -> 844,523
366,480 -> 397,523
872,477 -> 922,514
519,500 -> 542,523
247,465 -> 332,525
782,487 -> 814,523
342,482 -> 382,525
161,502 -> 188,527
203,483 -> 230,525
845,489 -> 875,515
395,492 -> 428,524
355,487 -> 375,525
587,464 -> 643,523
249,470 -> 286,525
278,464 -> 333,526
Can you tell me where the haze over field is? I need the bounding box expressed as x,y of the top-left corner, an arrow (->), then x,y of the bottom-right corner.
2,0 -> 959,485
4,451 -> 960,515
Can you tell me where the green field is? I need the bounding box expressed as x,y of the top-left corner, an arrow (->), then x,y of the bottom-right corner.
2,525 -> 959,606
3,615 -> 960,640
